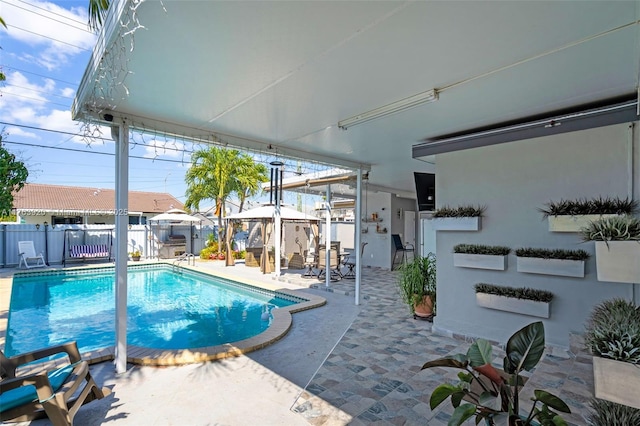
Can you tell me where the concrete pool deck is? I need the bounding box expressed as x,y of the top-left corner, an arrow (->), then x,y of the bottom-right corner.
1,259 -> 596,425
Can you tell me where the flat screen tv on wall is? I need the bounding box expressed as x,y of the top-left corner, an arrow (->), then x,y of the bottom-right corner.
414,172 -> 435,211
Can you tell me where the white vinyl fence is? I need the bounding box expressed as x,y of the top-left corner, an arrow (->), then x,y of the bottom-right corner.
0,223 -> 220,268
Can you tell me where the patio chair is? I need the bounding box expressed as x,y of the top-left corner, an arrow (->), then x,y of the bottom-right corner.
342,242 -> 368,279
317,246 -> 341,281
391,234 -> 414,270
0,341 -> 109,426
17,241 -> 46,269
301,250 -> 318,279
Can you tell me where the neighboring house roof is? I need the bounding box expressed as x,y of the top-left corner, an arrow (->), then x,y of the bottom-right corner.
13,183 -> 184,214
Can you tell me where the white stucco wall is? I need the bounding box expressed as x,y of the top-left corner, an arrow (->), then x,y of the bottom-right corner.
432,122 -> 639,348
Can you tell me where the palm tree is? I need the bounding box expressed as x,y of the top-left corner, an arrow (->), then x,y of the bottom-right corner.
1,16 -> 7,82
234,156 -> 269,212
184,147 -> 268,253
88,0 -> 110,32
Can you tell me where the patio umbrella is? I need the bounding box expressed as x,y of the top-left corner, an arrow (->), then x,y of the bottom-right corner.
148,209 -> 202,256
148,208 -> 202,223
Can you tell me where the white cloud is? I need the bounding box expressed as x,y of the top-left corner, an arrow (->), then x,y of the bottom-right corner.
61,87 -> 75,97
5,126 -> 38,139
3,0 -> 95,70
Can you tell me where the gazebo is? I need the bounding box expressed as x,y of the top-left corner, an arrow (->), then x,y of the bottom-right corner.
225,205 -> 320,273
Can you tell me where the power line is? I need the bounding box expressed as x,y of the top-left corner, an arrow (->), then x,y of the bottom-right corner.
6,24 -> 91,51
4,83 -> 75,100
4,0 -> 92,33
1,91 -> 72,109
0,121 -> 199,155
2,140 -> 193,165
0,65 -> 78,86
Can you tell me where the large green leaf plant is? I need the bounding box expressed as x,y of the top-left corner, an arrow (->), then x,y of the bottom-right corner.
422,322 -> 571,426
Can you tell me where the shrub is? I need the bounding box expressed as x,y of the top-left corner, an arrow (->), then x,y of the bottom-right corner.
515,247 -> 590,261
587,398 -> 640,426
433,204 -> 486,218
584,298 -> 640,364
200,245 -> 219,260
474,283 -> 554,303
581,215 -> 640,242
453,244 -> 510,255
397,254 -> 436,313
539,196 -> 638,217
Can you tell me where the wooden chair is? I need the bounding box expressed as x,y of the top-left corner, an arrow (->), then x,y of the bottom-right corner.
0,341 -> 109,426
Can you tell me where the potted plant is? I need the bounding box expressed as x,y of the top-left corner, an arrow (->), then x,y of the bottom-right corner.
421,321 -> 571,425
130,250 -> 141,261
475,283 -> 553,318
515,248 -> 589,278
584,298 -> 640,410
396,253 -> 436,320
453,244 -> 510,270
587,398 -> 640,425
581,215 -> 640,283
539,196 -> 638,232
432,205 -> 486,231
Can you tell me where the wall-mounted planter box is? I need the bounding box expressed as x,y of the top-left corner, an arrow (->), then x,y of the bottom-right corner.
431,217 -> 481,231
454,253 -> 507,271
593,356 -> 640,410
516,257 -> 585,278
547,214 -> 619,233
595,241 -> 640,283
476,293 -> 550,318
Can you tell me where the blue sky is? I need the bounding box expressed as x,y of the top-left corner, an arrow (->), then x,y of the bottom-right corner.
1,0 -> 321,212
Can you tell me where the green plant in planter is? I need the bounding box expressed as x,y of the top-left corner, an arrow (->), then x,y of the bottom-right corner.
580,215 -> 640,242
475,283 -> 554,303
584,298 -> 640,364
422,321 -> 571,426
433,204 -> 486,218
396,253 -> 436,314
587,398 -> 640,426
514,248 -> 590,261
454,244 -> 511,256
539,196 -> 638,217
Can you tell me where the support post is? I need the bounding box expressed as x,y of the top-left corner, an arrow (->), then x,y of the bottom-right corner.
355,169 -> 362,305
325,184 -> 331,288
112,122 -> 129,374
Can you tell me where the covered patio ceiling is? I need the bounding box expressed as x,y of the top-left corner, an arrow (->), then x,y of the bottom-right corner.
73,1 -> 639,197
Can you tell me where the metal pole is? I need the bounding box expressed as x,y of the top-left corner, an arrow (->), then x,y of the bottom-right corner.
355,169 -> 362,305
325,184 -> 331,288
113,122 -> 129,374
43,222 -> 49,266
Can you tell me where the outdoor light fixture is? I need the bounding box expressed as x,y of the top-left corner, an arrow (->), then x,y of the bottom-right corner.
338,89 -> 438,130
35,223 -> 40,230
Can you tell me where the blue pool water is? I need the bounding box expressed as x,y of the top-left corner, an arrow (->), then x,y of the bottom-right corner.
5,265 -> 298,356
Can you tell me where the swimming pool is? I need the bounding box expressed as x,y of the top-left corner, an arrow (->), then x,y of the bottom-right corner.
5,264 -> 324,364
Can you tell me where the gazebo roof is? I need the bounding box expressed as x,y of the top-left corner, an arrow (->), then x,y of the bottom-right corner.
226,205 -> 320,222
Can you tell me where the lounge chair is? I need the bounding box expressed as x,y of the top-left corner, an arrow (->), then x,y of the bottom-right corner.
0,341 -> 108,426
17,241 -> 46,269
